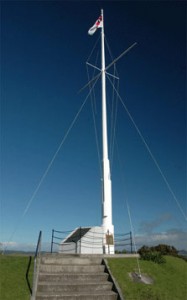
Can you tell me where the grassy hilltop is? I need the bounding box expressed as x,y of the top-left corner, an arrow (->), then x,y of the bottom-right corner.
0,254 -> 186,300
108,256 -> 187,300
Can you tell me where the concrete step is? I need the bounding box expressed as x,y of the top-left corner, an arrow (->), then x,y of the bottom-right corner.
39,264 -> 105,273
41,256 -> 102,265
36,290 -> 118,300
35,254 -> 120,300
37,281 -> 113,293
38,272 -> 109,282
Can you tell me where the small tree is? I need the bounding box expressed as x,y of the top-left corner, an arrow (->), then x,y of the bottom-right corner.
138,245 -> 151,256
153,244 -> 178,256
138,245 -> 166,264
138,243 -> 179,264
140,250 -> 166,264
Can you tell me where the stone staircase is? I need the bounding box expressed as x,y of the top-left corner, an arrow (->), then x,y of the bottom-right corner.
35,254 -> 120,300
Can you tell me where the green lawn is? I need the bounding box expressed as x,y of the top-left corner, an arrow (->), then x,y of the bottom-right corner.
107,256 -> 187,300
0,254 -> 33,300
0,254 -> 186,300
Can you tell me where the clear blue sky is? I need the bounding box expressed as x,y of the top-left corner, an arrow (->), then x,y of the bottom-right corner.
1,1 -> 186,251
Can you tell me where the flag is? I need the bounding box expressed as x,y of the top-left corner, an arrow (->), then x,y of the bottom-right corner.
88,16 -> 103,35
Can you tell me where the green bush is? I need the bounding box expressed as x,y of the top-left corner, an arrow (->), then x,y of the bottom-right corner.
140,250 -> 166,264
138,245 -> 151,256
138,244 -> 178,256
138,244 -> 179,262
153,244 -> 178,256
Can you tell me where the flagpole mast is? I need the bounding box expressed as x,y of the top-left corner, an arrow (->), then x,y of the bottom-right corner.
101,9 -> 114,254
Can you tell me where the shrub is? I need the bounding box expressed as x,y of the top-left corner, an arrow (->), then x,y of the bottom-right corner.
138,244 -> 178,258
153,244 -> 178,256
140,251 -> 166,264
138,245 -> 151,256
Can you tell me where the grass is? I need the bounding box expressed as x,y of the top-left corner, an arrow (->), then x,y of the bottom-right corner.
0,254 -> 186,300
0,254 -> 33,300
107,256 -> 187,300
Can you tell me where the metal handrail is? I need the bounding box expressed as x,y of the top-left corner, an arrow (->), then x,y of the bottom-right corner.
26,255 -> 33,295
31,230 -> 42,300
34,231 -> 42,259
26,231 -> 42,298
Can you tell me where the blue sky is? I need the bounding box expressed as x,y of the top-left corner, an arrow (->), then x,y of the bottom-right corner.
1,1 -> 186,252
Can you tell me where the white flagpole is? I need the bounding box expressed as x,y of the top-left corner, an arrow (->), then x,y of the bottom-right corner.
101,9 -> 114,254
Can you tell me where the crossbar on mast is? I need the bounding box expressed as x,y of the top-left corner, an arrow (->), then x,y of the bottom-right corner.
78,42 -> 137,94
86,62 -> 119,79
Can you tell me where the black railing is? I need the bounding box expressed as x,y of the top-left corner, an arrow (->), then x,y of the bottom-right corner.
51,229 -> 73,253
26,230 -> 42,297
26,255 -> 32,295
115,232 -> 133,253
51,227 -> 133,254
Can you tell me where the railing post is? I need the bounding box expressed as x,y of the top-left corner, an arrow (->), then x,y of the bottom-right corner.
107,230 -> 110,254
51,229 -> 54,253
130,231 -> 133,253
79,227 -> 82,254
